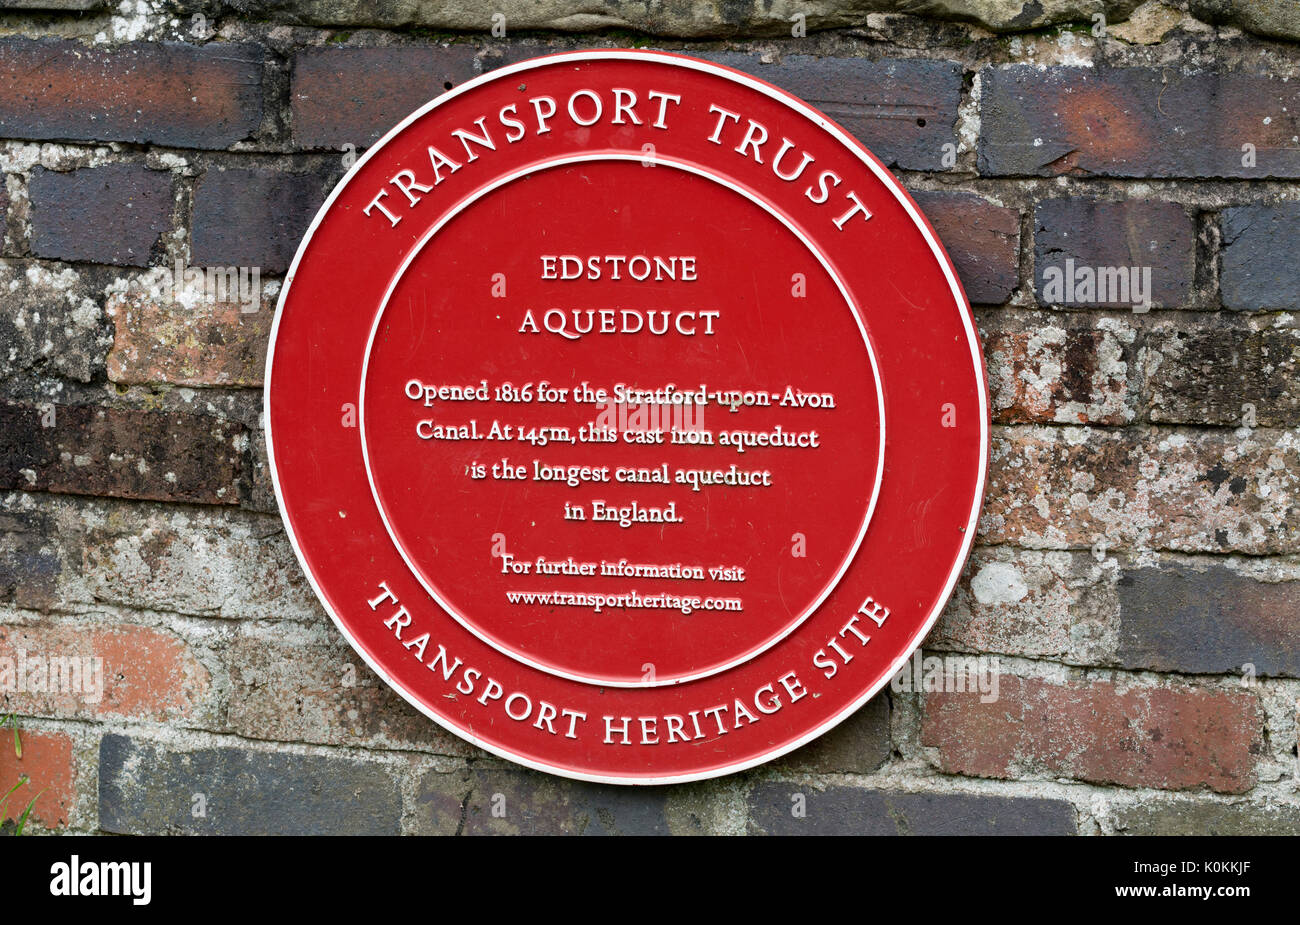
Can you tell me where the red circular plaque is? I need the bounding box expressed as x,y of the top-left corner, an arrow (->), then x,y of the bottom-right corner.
267,50 -> 988,783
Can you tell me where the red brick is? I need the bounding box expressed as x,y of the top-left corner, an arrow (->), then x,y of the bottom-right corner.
29,165 -> 173,267
921,675 -> 1264,793
913,191 -> 1020,305
0,729 -> 75,829
0,38 -> 262,149
106,289 -> 274,387
291,45 -> 480,149
981,65 -> 1300,178
0,622 -> 208,721
0,400 -> 243,505
982,426 -> 1300,555
981,314 -> 1135,424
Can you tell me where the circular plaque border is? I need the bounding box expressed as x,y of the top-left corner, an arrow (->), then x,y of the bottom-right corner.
265,49 -> 990,784
357,152 -> 887,688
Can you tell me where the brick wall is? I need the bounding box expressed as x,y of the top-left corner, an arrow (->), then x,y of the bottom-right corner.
1,0 -> 1299,836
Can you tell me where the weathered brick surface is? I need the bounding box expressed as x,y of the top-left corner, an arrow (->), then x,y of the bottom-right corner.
227,632 -> 475,755
29,165 -> 172,267
922,675 -> 1265,793
0,38 -> 262,149
1112,799 -> 1300,836
1220,203 -> 1300,310
5,0 -> 102,8
982,426 -> 1300,555
1117,563 -> 1300,677
1034,198 -> 1196,309
981,313 -> 1135,424
980,66 -> 1300,178
0,621 -> 208,721
0,263 -> 109,383
0,401 -> 243,504
704,54 -> 963,171
0,729 -> 75,829
292,45 -> 480,148
913,191 -> 1020,305
98,734 -> 402,835
748,783 -> 1077,835
241,427 -> 279,515
105,289 -> 274,387
191,168 -> 326,274
1144,319 -> 1300,426
202,0 -> 1300,40
0,494 -> 321,621
933,547 -> 1116,664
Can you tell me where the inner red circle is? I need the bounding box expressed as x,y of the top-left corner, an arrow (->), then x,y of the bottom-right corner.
362,159 -> 882,685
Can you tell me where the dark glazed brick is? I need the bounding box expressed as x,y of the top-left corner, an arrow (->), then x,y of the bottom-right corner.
1117,564 -> 1300,677
0,401 -> 242,504
29,166 -> 172,267
0,38 -> 262,149
748,784 -> 1077,835
464,770 -> 670,835
292,45 -> 480,148
1034,198 -> 1195,308
912,190 -> 1020,304
1221,204 -> 1300,310
417,768 -> 672,835
1145,323 -> 1300,426
778,693 -> 890,774
702,54 -> 962,170
191,168 -> 326,274
98,734 -> 401,835
980,66 -> 1300,178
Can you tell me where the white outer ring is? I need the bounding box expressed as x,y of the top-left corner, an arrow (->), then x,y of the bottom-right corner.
264,49 -> 990,785
357,153 -> 887,688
